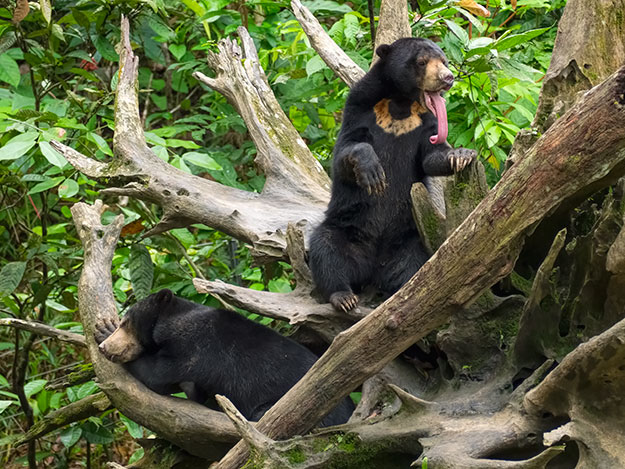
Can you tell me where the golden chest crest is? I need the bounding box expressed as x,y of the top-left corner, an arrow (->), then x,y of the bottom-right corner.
373,99 -> 426,136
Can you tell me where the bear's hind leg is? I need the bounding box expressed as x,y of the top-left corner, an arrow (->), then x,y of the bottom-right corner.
376,231 -> 430,296
309,224 -> 374,312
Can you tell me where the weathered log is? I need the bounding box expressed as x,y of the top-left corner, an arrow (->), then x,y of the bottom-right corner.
71,200 -> 237,460
215,64 -> 625,469
525,317 -> 625,467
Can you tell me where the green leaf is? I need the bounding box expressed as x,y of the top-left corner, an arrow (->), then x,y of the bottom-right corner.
93,36 -> 119,62
0,54 -> 20,87
171,228 -> 194,248
129,244 -> 154,300
444,19 -> 469,47
0,132 -> 38,161
119,413 -> 144,438
28,176 -> 64,194
268,278 -> 292,293
303,0 -> 352,14
58,179 -> 79,198
343,13 -> 360,43
165,138 -> 200,149
39,141 -> 68,167
60,426 -> 82,448
0,400 -> 15,414
500,58 -> 541,82
76,381 -> 99,400
87,132 -> 113,156
182,151 -> 222,170
495,27 -> 551,51
0,262 -> 26,296
24,379 -> 47,398
82,421 -> 114,445
169,44 -> 186,60
148,17 -> 176,41
306,55 -> 327,77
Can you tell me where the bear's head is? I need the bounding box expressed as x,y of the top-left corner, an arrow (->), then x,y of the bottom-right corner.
98,289 -> 174,363
375,37 -> 454,99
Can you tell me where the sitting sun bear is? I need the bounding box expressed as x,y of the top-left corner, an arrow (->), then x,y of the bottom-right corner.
309,37 -> 477,312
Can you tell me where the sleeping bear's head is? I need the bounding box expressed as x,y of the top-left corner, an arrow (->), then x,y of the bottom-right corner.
375,37 -> 454,101
98,289 -> 174,363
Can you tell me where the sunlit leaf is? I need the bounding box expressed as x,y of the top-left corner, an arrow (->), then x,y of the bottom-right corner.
39,141 -> 68,167
40,0 -> 52,24
182,151 -> 222,170
24,379 -> 47,398
0,131 -> 38,161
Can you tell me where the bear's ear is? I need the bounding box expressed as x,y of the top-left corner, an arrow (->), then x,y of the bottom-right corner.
376,44 -> 391,59
154,289 -> 174,304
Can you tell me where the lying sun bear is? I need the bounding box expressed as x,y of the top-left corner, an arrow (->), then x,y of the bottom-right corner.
95,289 -> 354,426
309,37 -> 476,312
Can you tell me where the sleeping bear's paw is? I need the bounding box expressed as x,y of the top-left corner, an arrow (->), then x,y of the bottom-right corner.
94,316 -> 120,344
448,148 -> 477,173
330,291 -> 359,312
351,157 -> 387,195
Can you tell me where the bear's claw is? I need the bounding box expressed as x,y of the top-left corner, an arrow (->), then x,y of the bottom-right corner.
448,148 -> 477,173
354,161 -> 387,196
94,316 -> 120,344
330,291 -> 359,312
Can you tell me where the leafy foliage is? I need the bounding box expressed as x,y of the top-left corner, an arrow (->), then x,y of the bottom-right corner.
0,0 -> 564,466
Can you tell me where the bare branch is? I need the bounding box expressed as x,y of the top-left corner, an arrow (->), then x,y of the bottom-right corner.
291,0 -> 365,87
0,318 -> 86,347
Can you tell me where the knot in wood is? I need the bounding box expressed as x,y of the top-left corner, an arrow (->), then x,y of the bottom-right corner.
385,313 -> 403,330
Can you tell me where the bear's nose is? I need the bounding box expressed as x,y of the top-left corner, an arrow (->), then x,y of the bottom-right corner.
441,71 -> 454,86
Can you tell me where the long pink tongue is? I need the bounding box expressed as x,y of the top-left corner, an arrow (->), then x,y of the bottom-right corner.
425,92 -> 448,144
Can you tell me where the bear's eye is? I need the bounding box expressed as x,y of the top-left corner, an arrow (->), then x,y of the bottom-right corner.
417,58 -> 427,67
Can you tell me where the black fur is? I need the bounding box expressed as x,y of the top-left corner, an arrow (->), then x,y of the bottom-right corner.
96,290 -> 354,426
309,38 -> 476,310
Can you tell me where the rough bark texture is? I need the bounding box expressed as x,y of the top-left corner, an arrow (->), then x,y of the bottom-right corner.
55,2 -> 625,469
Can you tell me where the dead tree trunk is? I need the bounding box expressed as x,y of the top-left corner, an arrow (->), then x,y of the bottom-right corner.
51,1 -> 625,468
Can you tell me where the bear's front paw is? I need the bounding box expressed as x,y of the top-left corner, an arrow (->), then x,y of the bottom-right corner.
330,291 -> 359,312
448,148 -> 477,173
354,160 -> 387,195
94,316 -> 120,344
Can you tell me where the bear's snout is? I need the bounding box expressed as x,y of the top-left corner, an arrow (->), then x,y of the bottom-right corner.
440,69 -> 454,87
98,326 -> 143,363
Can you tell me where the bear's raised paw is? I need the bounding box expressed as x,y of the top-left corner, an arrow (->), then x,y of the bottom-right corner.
448,148 -> 477,173
353,158 -> 387,195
